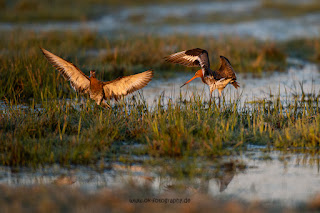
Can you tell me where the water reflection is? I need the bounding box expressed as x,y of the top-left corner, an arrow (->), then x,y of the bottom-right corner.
216,163 -> 237,193
2,147 -> 320,205
219,151 -> 320,205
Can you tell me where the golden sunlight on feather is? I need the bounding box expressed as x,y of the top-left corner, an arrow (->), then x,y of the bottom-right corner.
41,48 -> 153,108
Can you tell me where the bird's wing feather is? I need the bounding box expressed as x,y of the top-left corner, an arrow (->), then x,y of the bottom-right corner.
103,70 -> 153,100
164,48 -> 210,70
41,48 -> 90,94
215,56 -> 237,80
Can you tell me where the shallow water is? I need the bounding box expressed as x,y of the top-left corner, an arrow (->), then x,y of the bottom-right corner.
1,1 -> 320,41
117,0 -> 260,23
1,146 -> 320,206
217,150 -> 320,205
163,13 -> 320,41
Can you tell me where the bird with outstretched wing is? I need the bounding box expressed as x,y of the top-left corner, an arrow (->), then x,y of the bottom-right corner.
165,48 -> 239,104
41,48 -> 153,108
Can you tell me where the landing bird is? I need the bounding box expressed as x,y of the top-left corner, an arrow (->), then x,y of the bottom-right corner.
41,48 -> 153,108
165,48 -> 239,104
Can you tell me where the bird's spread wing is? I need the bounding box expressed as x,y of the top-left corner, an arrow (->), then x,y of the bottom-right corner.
41,48 -> 90,94
214,56 -> 237,80
164,48 -> 210,70
103,70 -> 153,100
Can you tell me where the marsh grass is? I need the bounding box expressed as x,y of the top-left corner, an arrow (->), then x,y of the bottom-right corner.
261,0 -> 320,17
0,89 -> 319,167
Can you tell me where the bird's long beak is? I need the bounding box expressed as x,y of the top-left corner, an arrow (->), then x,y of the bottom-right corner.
180,74 -> 199,88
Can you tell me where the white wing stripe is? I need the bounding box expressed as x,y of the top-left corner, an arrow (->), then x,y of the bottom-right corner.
165,48 -> 210,68
182,55 -> 199,62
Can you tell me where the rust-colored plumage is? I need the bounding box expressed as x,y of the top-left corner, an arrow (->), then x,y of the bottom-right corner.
41,48 -> 153,108
165,48 -> 240,99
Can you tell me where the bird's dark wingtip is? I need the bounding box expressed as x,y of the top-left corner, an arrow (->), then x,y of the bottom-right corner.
232,81 -> 240,89
163,56 -> 170,62
39,47 -> 49,57
146,69 -> 154,75
220,55 -> 231,65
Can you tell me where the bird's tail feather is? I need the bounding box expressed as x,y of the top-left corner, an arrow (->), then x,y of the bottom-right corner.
232,81 -> 240,89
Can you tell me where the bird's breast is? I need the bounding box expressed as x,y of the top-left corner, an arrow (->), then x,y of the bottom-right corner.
89,77 -> 104,97
203,76 -> 216,86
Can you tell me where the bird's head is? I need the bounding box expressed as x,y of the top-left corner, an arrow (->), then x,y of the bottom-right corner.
180,70 -> 203,88
90,70 -> 96,78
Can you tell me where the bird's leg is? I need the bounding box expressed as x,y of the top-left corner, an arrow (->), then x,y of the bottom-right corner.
97,98 -> 111,109
218,90 -> 222,108
209,92 -> 213,108
80,96 -> 87,108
